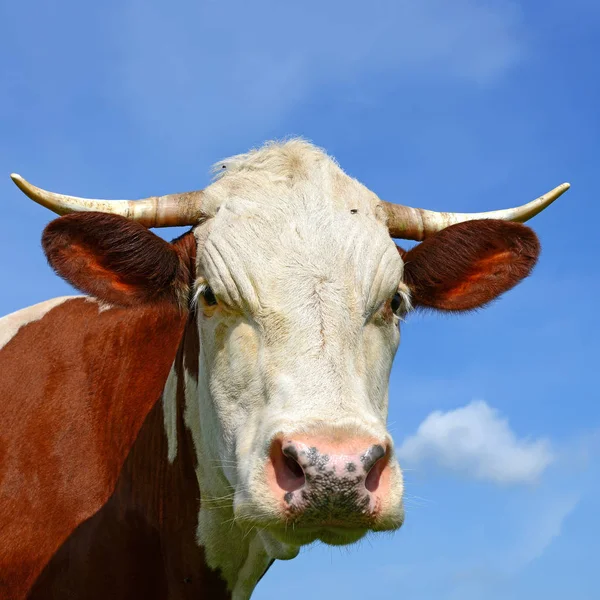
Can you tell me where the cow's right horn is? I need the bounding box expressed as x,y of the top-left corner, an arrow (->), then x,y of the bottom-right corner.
10,174 -> 205,228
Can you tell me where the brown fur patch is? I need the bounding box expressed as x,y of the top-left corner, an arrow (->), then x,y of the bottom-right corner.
399,220 -> 540,311
27,317 -> 229,600
183,308 -> 201,382
0,298 -> 190,598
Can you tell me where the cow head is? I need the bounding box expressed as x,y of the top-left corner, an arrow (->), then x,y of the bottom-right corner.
13,140 -> 568,553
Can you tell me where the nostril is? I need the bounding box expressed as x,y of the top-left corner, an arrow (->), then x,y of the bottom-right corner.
361,444 -> 386,472
270,440 -> 305,492
364,445 -> 388,493
283,453 -> 304,480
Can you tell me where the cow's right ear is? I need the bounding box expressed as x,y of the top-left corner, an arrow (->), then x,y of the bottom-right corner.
398,219 -> 540,312
42,212 -> 185,307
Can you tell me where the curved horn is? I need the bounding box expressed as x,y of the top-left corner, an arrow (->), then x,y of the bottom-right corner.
10,174 -> 205,228
382,183 -> 570,241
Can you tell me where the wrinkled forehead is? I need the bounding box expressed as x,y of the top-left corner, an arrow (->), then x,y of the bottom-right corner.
193,140 -> 403,302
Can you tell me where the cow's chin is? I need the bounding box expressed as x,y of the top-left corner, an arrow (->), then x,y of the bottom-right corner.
266,525 -> 368,547
235,504 -> 405,551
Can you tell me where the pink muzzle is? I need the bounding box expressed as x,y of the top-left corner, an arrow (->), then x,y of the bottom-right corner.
266,436 -> 392,526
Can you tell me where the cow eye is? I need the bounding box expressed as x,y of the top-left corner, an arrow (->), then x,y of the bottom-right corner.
201,286 -> 218,307
391,292 -> 405,315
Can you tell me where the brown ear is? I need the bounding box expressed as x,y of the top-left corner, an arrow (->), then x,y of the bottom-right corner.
43,212 -> 184,306
399,220 -> 540,312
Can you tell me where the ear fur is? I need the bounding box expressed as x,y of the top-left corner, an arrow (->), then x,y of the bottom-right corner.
398,220 -> 540,312
43,212 -> 190,307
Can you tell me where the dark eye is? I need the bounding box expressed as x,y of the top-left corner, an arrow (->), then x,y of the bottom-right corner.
201,286 -> 218,306
391,292 -> 404,315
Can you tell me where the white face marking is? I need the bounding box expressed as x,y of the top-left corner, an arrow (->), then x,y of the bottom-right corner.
164,140 -> 409,595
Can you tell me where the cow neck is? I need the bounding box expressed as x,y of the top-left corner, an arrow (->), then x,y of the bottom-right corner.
0,296 -> 189,599
27,300 -> 234,600
163,311 -> 279,600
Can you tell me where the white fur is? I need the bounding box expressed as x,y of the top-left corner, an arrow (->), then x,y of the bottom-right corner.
162,365 -> 179,464
163,140 -> 408,596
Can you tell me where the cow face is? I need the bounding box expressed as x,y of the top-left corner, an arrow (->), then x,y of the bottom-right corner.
41,140 -> 540,553
187,142 -> 408,548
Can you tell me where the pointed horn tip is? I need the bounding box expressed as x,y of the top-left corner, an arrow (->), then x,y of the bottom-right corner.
10,173 -> 42,202
547,182 -> 570,200
10,173 -> 31,194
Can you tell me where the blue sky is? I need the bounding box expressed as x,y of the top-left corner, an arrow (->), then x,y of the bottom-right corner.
1,1 -> 598,598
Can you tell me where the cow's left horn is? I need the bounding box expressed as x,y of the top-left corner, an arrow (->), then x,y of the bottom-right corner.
382,182 -> 570,241
10,174 -> 205,228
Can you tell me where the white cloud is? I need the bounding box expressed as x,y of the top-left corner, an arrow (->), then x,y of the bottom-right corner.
398,400 -> 553,484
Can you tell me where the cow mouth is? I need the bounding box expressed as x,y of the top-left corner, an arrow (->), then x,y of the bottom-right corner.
265,523 -> 369,547
260,511 -> 404,547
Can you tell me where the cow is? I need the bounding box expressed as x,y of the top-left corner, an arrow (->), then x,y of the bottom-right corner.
0,139 -> 569,600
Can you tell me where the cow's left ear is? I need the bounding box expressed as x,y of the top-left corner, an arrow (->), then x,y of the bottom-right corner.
43,212 -> 187,307
398,220 -> 540,312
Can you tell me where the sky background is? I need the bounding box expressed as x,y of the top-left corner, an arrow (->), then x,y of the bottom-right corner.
1,1 -> 599,598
